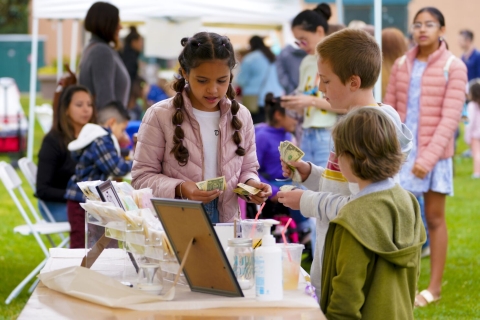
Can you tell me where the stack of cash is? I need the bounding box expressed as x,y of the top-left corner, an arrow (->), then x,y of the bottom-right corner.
279,141 -> 305,182
196,176 -> 226,191
233,183 -> 261,196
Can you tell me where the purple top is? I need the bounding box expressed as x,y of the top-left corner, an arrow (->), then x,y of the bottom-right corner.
255,124 -> 293,197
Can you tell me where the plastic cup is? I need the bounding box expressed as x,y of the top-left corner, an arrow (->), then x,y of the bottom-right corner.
240,219 -> 268,248
276,243 -> 304,290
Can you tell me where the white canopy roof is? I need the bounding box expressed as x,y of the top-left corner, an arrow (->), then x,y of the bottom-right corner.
33,0 -> 301,26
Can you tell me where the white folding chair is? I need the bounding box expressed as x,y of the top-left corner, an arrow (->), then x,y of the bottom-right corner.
18,157 -> 58,224
0,161 -> 70,304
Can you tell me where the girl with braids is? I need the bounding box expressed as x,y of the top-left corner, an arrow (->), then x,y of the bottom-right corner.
131,32 -> 271,223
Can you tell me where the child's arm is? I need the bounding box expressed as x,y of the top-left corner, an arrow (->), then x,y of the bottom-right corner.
93,138 -> 132,177
324,226 -> 372,319
280,159 -> 323,191
299,190 -> 352,220
132,107 -> 186,199
278,188 -> 352,222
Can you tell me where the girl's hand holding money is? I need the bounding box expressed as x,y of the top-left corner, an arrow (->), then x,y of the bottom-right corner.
245,180 -> 272,205
277,189 -> 304,210
280,158 -> 312,182
176,181 -> 222,203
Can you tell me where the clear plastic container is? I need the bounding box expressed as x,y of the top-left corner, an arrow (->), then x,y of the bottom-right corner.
225,238 -> 254,290
240,219 -> 268,248
276,243 -> 304,290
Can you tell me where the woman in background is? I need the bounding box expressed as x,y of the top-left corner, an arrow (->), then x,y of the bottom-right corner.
79,1 -> 130,109
237,36 -> 283,123
37,85 -> 95,222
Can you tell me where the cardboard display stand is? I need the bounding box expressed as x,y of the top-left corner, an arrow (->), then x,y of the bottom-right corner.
151,198 -> 244,298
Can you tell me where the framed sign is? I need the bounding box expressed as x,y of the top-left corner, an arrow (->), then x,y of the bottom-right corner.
95,180 -> 124,210
151,198 -> 244,297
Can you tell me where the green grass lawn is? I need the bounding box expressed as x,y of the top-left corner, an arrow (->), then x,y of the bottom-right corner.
0,97 -> 479,319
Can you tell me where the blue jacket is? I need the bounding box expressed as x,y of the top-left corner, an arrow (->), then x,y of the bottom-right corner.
462,49 -> 480,81
64,124 -> 132,202
237,50 -> 283,107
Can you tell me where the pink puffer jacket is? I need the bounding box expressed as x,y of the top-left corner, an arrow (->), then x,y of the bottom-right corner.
131,90 -> 260,222
384,42 -> 467,172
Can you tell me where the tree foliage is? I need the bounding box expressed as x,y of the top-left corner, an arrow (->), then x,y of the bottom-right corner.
0,0 -> 29,34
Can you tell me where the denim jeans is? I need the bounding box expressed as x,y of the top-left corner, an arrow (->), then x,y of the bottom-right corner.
301,127 -> 333,167
38,200 -> 68,222
203,198 -> 220,224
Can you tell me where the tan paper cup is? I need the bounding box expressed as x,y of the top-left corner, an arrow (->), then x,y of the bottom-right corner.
276,243 -> 304,290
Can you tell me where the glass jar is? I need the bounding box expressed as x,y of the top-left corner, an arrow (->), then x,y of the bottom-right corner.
225,238 -> 254,290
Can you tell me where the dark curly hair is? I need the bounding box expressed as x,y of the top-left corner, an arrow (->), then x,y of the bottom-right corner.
171,32 -> 244,166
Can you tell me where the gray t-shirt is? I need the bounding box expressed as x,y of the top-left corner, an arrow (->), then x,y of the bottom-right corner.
79,35 -> 130,109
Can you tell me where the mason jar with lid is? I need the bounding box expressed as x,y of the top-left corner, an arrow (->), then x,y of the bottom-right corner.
225,238 -> 254,290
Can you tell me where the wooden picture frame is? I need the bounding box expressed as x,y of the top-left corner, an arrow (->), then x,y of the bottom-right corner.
151,198 -> 244,297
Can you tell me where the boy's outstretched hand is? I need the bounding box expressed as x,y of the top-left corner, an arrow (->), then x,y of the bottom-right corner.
277,189 -> 304,210
280,158 -> 312,182
244,180 -> 272,205
280,94 -> 311,111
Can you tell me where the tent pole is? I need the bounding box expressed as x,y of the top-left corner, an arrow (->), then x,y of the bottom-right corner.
56,19 -> 63,82
70,20 -> 79,73
335,0 -> 344,25
27,18 -> 39,161
374,0 -> 382,101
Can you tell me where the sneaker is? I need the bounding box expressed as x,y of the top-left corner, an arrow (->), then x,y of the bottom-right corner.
421,246 -> 431,258
472,174 -> 480,179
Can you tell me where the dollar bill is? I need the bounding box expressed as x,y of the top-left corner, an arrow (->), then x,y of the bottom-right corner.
233,187 -> 251,196
279,185 -> 298,192
279,141 -> 305,173
233,183 -> 261,196
196,176 -> 226,191
283,142 -> 305,162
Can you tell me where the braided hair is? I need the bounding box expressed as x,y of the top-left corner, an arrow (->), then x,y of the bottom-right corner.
171,32 -> 244,166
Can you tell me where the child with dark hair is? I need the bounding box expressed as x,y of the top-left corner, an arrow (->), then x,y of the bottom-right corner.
255,93 -> 306,234
385,7 -> 467,306
466,79 -> 480,178
65,100 -> 133,248
320,107 -> 425,319
281,3 -> 345,167
132,32 -> 271,224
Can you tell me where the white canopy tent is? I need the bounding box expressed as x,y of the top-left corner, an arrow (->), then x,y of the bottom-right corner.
27,0 -> 303,159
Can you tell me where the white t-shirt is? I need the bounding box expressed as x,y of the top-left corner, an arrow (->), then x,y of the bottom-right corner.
192,108 -> 221,180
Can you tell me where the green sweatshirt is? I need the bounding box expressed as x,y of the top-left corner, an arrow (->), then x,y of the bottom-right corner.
320,184 -> 426,320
